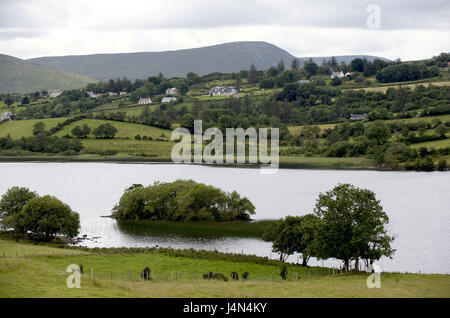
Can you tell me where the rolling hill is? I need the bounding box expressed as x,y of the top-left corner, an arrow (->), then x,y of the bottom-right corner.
0,54 -> 97,94
27,41 -> 388,81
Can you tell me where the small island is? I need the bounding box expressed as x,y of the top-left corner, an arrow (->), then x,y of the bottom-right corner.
112,180 -> 256,222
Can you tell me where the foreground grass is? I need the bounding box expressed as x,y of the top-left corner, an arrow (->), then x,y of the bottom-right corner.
0,239 -> 449,298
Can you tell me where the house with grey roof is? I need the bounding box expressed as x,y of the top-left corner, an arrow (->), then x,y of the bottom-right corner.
165,88 -> 178,95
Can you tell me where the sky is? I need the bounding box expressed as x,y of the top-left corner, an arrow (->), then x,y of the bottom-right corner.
0,0 -> 449,61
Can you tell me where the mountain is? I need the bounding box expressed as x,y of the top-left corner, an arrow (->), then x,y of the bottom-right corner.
0,54 -> 96,94
27,42 -> 388,81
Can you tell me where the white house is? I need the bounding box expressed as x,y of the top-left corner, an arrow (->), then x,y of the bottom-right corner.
165,88 -> 178,95
350,113 -> 367,121
162,97 -> 177,103
120,92 -> 128,96
138,98 -> 152,105
1,112 -> 13,121
210,86 -> 238,97
49,90 -> 62,98
330,71 -> 345,79
87,91 -> 97,98
107,92 -> 117,96
297,80 -> 310,84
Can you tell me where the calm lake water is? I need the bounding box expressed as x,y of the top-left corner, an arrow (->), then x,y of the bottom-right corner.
0,162 -> 449,274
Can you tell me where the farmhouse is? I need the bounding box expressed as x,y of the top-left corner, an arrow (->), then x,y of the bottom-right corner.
350,113 -> 367,121
165,88 -> 178,95
210,86 -> 238,97
331,71 -> 345,79
138,98 -> 152,105
298,80 -> 310,84
162,97 -> 177,103
1,111 -> 12,121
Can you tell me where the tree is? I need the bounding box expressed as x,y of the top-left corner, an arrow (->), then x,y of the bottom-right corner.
291,59 -> 300,70
4,95 -> 14,107
32,122 -> 46,136
351,58 -> 364,72
313,184 -> 394,272
262,214 -> 320,265
365,121 -> 391,145
72,124 -> 91,138
330,77 -> 342,86
277,60 -> 285,73
248,64 -> 257,84
93,123 -> 117,139
15,195 -> 80,240
303,59 -> 318,77
0,187 -> 37,219
21,96 -> 30,105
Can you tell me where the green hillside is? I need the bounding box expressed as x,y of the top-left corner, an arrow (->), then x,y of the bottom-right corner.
0,54 -> 97,94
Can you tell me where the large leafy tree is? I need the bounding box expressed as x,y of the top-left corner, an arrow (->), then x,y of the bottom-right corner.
16,195 -> 80,240
0,187 -> 37,219
313,184 -> 394,272
263,214 -> 320,265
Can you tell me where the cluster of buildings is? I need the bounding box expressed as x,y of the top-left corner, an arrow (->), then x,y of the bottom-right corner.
137,87 -> 179,105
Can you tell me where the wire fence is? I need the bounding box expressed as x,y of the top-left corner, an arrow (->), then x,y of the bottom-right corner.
83,268 -> 344,283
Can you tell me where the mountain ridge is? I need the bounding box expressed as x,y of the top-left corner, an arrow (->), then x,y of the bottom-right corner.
26,41 -> 389,81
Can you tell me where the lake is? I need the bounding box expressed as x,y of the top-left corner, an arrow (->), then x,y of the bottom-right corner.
0,162 -> 449,274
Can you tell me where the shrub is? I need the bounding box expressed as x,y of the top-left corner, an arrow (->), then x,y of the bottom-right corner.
202,272 -> 228,281
141,267 -> 151,280
438,159 -> 447,171
242,272 -> 249,280
79,264 -> 84,274
230,272 -> 239,281
280,265 -> 288,280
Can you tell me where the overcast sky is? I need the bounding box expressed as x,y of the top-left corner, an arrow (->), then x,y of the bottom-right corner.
0,0 -> 449,60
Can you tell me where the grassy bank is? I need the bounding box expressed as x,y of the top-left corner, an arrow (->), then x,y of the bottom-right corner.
0,155 -> 379,170
0,239 -> 449,298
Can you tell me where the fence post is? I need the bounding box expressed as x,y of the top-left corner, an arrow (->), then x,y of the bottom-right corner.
110,272 -> 112,280
128,270 -> 131,281
195,272 -> 197,280
171,272 -> 173,280
91,268 -> 94,280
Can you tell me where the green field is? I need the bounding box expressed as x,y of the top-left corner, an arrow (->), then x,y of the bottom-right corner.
81,139 -> 174,158
53,119 -> 171,139
0,239 -> 449,298
0,117 -> 66,138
